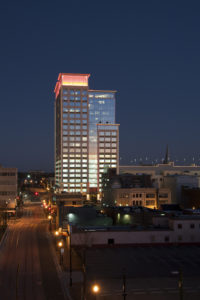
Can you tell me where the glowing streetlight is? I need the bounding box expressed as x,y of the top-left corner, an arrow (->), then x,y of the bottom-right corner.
55,231 -> 59,236
92,284 -> 100,293
48,215 -> 52,220
58,241 -> 64,265
58,241 -> 63,248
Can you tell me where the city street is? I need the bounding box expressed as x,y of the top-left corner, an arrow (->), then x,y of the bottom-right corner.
0,203 -> 66,300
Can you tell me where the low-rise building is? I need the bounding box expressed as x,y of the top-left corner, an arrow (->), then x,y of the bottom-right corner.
69,215 -> 200,247
110,187 -> 171,209
0,165 -> 17,208
120,162 -> 200,205
102,169 -> 171,208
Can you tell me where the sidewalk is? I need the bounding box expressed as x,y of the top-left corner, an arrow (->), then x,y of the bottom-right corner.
48,230 -> 83,300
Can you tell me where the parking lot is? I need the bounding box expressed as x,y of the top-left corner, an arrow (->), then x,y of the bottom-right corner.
82,245 -> 200,299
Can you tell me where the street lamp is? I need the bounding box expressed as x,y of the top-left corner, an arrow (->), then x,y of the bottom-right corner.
68,225 -> 72,287
172,269 -> 183,300
48,215 -> 52,231
58,241 -> 64,265
92,284 -> 100,300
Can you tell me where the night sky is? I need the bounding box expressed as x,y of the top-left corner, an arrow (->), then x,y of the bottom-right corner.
0,0 -> 200,171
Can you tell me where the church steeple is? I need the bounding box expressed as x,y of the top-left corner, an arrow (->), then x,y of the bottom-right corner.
163,145 -> 169,164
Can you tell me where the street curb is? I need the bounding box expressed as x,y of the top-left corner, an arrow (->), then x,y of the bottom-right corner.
47,231 -> 73,300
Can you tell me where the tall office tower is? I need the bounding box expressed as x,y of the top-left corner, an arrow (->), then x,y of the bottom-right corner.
54,73 -> 119,197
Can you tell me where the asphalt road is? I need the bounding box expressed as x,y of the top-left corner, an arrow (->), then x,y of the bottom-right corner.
0,203 -> 66,300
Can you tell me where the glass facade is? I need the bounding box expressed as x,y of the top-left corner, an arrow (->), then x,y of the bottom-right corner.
55,73 -> 119,195
88,91 -> 116,190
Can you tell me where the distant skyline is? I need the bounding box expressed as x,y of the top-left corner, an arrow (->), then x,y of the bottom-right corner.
1,0 -> 200,171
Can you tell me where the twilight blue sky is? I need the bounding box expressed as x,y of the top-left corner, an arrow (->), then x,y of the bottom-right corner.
0,0 -> 200,171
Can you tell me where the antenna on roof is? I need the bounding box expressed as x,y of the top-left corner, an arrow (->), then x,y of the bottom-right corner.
163,145 -> 169,164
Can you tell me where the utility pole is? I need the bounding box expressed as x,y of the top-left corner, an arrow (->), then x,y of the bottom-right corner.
178,269 -> 183,300
122,270 -> 127,300
16,263 -> 19,300
82,247 -> 86,300
69,225 -> 72,287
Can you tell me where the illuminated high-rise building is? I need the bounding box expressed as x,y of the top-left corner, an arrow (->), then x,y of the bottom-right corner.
54,73 -> 119,197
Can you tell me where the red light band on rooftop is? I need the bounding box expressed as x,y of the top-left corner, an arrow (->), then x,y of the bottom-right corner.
54,73 -> 90,98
